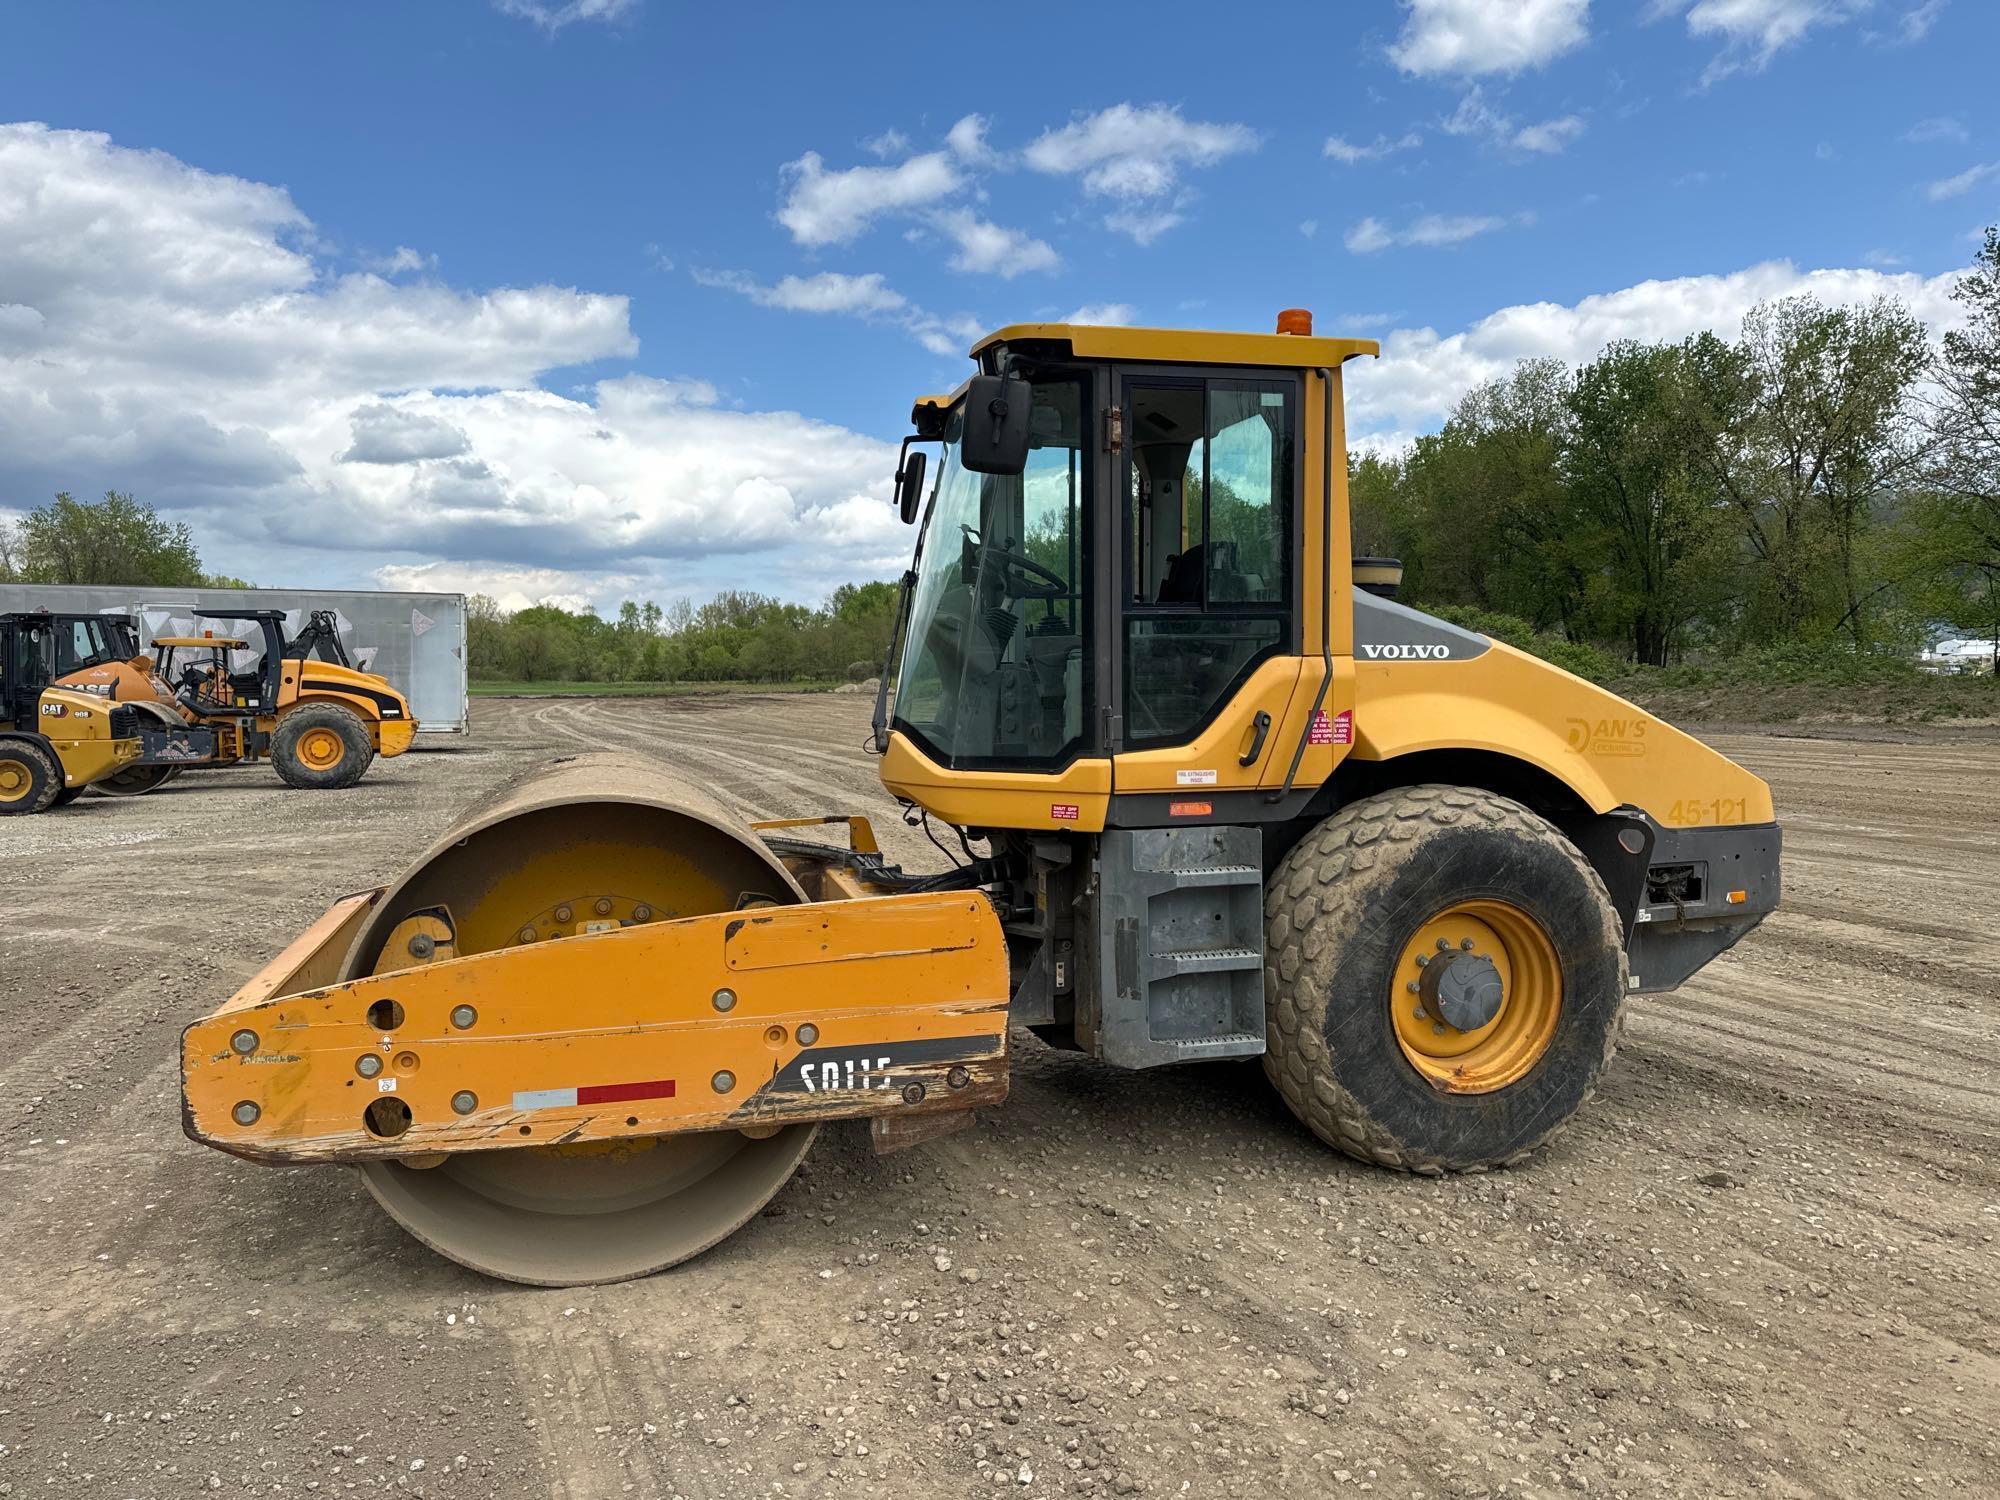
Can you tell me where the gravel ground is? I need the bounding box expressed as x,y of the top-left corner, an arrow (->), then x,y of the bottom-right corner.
1,696 -> 1995,1499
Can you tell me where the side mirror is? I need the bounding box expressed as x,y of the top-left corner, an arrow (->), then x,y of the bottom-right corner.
960,374 -> 1031,475
895,449 -> 928,525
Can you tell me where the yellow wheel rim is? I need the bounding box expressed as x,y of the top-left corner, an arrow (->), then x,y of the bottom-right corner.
0,757 -> 32,804
297,727 -> 346,771
1390,899 -> 1561,1094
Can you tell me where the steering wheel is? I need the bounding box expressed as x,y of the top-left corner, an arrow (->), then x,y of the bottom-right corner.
978,543 -> 1067,600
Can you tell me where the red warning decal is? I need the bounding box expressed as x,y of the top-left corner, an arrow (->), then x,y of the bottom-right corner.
1050,802 -> 1080,821
1308,709 -> 1353,746
1169,801 -> 1213,817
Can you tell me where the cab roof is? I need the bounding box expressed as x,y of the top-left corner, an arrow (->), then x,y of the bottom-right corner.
973,321 -> 1379,370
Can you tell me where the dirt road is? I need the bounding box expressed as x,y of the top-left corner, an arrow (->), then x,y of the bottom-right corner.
2,697 -> 1995,1498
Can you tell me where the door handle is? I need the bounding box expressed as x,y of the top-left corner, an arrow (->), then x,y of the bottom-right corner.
1238,710 -> 1273,767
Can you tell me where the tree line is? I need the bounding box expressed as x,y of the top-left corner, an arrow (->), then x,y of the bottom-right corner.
0,491 -> 252,588
467,583 -> 899,684
1350,228 -> 2000,672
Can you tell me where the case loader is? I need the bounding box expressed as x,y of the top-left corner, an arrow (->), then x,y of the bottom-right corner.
182,312 -> 1780,1285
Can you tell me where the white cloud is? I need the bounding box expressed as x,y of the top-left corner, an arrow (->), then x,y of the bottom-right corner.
1651,0 -> 1871,81
0,122 -> 912,608
367,245 -> 434,275
1298,219 -> 1319,239
1903,116 -> 1967,145
1345,212 -> 1517,252
1065,303 -> 1137,326
1511,114 -> 1587,153
375,560 -> 635,615
1346,259 -> 1967,440
1324,131 -> 1424,165
1025,104 -> 1257,211
1888,0 -> 1947,44
862,128 -> 911,159
932,209 -> 1060,278
944,114 -> 1001,166
692,267 -> 908,316
493,0 -> 638,32
1102,205 -> 1185,246
1443,88 -> 1588,155
1926,162 -> 1999,201
1862,248 -> 1905,267
692,266 -> 981,358
1388,0 -> 1590,77
775,149 -> 963,247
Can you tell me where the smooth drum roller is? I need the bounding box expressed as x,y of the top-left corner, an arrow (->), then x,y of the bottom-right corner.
344,753 -> 818,1286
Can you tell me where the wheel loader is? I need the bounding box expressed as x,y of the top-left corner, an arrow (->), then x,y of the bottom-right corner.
181,311 -> 1781,1286
45,607 -> 416,791
0,611 -> 145,813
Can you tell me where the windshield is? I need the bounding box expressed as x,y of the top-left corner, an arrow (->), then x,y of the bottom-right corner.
54,616 -> 129,674
892,374 -> 1089,770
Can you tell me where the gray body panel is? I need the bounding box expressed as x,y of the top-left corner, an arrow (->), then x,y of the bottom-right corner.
0,584 -> 469,736
1350,588 -> 1491,662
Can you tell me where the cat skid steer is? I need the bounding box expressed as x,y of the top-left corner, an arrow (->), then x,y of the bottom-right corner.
182,311 -> 1780,1286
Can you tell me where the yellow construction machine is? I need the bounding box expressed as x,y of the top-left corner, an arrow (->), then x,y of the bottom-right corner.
182,312 -> 1781,1285
0,610 -> 145,813
51,607 -> 415,791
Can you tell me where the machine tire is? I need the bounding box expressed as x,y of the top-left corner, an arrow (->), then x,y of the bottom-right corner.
1262,784 -> 1627,1174
272,703 -> 374,790
50,785 -> 86,807
0,740 -> 62,816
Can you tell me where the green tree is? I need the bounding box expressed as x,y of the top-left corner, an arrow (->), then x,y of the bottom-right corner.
10,491 -> 211,586
1912,226 -> 2000,673
1563,336 -> 1742,665
1706,295 -> 1929,645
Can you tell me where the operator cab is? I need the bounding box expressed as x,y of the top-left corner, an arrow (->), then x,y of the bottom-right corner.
881,313 -> 1371,781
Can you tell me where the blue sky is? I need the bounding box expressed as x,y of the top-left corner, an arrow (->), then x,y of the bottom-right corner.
0,0 -> 1992,610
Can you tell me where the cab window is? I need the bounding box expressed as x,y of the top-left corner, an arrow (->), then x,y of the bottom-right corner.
1122,376 -> 1295,747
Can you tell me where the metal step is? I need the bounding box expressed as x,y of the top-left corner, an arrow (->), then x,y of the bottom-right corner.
1164,1031 -> 1265,1061
1148,945 -> 1263,981
1160,864 -> 1262,890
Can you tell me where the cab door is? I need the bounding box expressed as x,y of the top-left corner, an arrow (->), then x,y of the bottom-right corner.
1109,368 -> 1316,810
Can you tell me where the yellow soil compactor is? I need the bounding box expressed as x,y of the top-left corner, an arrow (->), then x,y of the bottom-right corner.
181,313 -> 1781,1285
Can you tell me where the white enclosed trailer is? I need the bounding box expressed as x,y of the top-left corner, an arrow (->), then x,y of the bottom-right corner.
0,584 -> 469,736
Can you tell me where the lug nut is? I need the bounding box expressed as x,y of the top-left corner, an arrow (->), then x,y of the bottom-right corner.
1461,938 -> 1475,951
231,1100 -> 261,1126
451,1090 -> 478,1115
517,926 -> 536,944
450,1004 -> 477,1030
594,898 -> 614,917
632,904 -> 652,922
1406,981 -> 1420,993
408,934 -> 436,959
1437,937 -> 1452,951
356,1053 -> 384,1079
712,988 -> 737,1013
230,1029 -> 259,1055
711,1070 -> 736,1094
797,1023 -> 819,1046
554,905 -> 573,925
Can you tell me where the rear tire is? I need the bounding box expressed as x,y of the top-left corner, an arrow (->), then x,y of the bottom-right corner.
0,741 -> 62,816
1262,784 -> 1627,1173
272,704 -> 373,789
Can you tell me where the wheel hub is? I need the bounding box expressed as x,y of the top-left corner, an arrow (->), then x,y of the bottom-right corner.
1390,900 -> 1562,1094
0,761 -> 28,801
1420,949 -> 1506,1032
